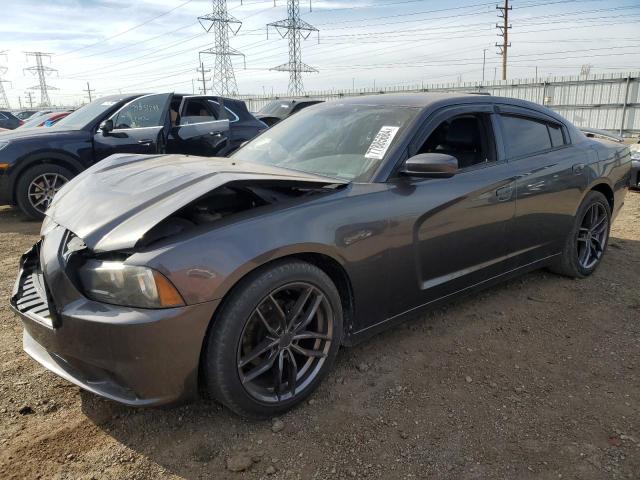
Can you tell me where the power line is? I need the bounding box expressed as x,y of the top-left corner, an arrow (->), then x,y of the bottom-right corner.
267,0 -> 318,95
198,0 -> 245,95
197,61 -> 211,95
496,0 -> 512,80
83,81 -> 95,102
24,52 -> 57,107
0,51 -> 10,109
58,0 -> 196,57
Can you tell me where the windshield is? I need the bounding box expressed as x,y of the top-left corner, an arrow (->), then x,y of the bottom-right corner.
258,101 -> 293,117
233,104 -> 418,181
54,97 -> 125,130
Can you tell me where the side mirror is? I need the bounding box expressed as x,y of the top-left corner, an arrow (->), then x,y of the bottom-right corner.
99,119 -> 114,134
402,153 -> 458,178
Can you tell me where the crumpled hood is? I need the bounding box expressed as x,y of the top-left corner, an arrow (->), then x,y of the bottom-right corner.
47,153 -> 346,252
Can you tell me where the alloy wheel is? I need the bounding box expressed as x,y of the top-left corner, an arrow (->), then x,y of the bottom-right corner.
27,173 -> 68,214
576,202 -> 609,270
236,282 -> 334,404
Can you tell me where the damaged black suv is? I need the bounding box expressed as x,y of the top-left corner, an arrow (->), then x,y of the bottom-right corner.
0,93 -> 267,219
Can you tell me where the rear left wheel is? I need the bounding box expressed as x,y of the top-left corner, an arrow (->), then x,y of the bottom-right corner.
202,260 -> 343,418
550,190 -> 611,278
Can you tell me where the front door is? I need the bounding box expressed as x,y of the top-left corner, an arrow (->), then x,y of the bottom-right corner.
93,93 -> 173,161
385,105 -> 517,316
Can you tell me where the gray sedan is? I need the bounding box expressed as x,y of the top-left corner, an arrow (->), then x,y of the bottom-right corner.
10,93 -> 631,417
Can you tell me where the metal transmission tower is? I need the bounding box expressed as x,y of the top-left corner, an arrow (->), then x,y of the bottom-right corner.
0,51 -> 10,109
495,0 -> 512,81
198,0 -> 245,96
267,0 -> 318,96
24,52 -> 57,107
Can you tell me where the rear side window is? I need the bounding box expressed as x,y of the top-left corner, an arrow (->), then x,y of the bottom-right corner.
500,115 -> 551,158
548,123 -> 565,147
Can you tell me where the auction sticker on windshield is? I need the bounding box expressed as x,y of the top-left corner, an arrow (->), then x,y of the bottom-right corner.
365,126 -> 400,160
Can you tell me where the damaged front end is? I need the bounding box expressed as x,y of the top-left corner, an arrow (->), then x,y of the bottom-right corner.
10,153 -> 348,405
46,153 -> 347,253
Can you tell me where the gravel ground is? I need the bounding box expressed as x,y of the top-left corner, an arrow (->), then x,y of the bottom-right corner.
0,192 -> 638,480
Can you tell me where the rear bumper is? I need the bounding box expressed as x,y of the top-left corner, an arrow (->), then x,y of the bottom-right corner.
10,239 -> 219,406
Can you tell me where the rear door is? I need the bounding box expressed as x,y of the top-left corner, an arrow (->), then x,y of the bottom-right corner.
93,93 -> 173,161
496,106 -> 588,266
168,95 -> 230,156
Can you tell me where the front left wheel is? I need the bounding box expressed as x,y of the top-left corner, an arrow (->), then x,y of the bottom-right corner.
202,260 -> 343,418
15,164 -> 72,220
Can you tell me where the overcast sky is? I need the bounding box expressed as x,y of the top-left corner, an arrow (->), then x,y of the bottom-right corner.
1,0 -> 639,108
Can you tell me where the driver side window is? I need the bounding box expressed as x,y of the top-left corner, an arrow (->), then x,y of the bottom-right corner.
112,94 -> 167,130
416,113 -> 496,169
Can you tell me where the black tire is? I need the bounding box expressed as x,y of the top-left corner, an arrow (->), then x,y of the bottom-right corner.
202,260 -> 343,418
549,191 -> 611,278
15,164 -> 73,221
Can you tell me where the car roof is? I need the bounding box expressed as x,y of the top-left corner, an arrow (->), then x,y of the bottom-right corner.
326,92 -> 567,122
327,92 -> 494,108
95,93 -> 145,103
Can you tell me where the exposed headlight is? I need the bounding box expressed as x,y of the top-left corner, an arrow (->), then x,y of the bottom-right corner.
0,141 -> 9,152
78,260 -> 184,309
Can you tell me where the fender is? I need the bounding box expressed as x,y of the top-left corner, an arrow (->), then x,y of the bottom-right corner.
8,150 -> 84,203
211,242 -> 349,303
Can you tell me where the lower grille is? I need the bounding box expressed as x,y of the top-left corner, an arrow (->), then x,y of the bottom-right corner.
11,243 -> 55,328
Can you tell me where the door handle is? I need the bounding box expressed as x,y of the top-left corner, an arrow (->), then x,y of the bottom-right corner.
495,184 -> 513,202
137,139 -> 153,145
209,132 -> 223,137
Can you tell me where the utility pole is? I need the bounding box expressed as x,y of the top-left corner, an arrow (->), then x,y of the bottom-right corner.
482,48 -> 487,83
495,0 -> 511,81
83,81 -> 95,102
0,51 -> 10,109
198,0 -> 245,96
24,51 -> 57,107
267,0 -> 318,96
18,96 -> 22,109
25,91 -> 34,108
197,62 -> 211,95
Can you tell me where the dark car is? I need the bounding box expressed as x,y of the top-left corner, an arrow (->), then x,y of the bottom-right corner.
10,93 -> 630,418
0,111 -> 22,130
255,98 -> 324,126
0,93 -> 266,219
15,110 -> 38,121
19,111 -> 71,129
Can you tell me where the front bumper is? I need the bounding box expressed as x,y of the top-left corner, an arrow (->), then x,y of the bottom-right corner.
10,235 -> 219,406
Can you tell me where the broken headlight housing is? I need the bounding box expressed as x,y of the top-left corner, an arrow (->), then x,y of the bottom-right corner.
78,260 -> 184,309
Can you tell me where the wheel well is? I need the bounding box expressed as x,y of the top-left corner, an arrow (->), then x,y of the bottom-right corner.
590,183 -> 614,211
290,253 -> 355,336
196,252 -> 355,396
12,158 -> 81,203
